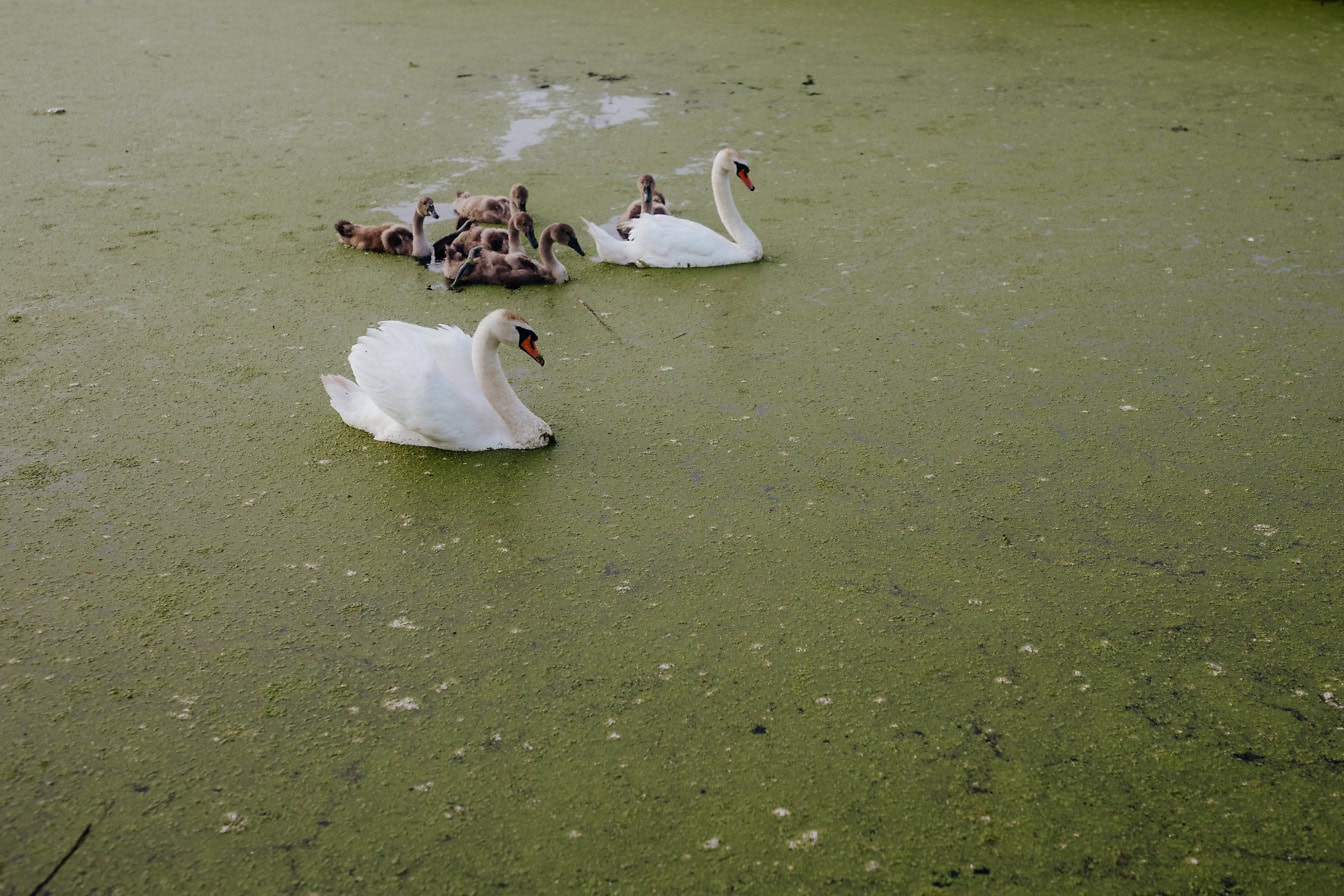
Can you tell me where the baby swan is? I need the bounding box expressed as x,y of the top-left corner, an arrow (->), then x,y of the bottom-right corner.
616,174 -> 669,239
433,212 -> 539,265
449,222 -> 585,290
335,195 -> 439,261
454,183 -> 528,228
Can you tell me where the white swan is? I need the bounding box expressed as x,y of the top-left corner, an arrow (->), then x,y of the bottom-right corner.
583,148 -> 762,268
320,309 -> 553,451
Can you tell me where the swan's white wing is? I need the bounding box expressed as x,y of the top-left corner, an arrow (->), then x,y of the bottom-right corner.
322,373 -> 419,443
583,218 -> 641,265
622,214 -> 754,268
347,322 -> 511,450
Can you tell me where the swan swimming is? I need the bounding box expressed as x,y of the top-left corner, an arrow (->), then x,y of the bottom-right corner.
447,222 -> 585,289
320,309 -> 553,451
334,195 -> 439,261
453,184 -> 529,229
584,148 -> 761,268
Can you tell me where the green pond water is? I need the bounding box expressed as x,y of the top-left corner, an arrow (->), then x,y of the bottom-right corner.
3,0 -> 1342,892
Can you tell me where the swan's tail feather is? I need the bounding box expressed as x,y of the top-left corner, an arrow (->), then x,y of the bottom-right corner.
322,373 -> 363,422
322,371 -> 406,442
583,218 -> 638,265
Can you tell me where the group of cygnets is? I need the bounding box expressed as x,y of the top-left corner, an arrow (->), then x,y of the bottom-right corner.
323,147 -> 763,451
334,184 -> 585,290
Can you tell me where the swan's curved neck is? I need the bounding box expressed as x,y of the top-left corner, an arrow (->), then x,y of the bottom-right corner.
472,326 -> 543,437
411,210 -> 431,259
712,166 -> 762,256
537,235 -> 568,282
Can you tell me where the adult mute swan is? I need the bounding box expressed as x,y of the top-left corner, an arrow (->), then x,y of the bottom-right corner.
320,309 -> 553,451
335,195 -> 439,261
584,148 -> 761,268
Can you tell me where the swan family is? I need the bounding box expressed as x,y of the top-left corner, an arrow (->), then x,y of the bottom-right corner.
325,147 -> 764,451
584,148 -> 762,268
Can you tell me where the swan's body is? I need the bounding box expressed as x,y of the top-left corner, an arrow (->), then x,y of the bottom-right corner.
335,195 -> 439,260
448,222 -> 585,289
616,174 -> 669,239
433,212 -> 538,265
454,184 -> 528,229
584,149 -> 761,268
320,309 -> 552,451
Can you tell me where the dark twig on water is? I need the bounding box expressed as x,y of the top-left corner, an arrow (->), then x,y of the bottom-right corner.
28,825 -> 90,896
578,299 -> 616,336
29,803 -> 111,896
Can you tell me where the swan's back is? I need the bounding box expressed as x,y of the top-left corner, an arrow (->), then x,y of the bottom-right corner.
345,322 -> 513,450
620,214 -> 761,268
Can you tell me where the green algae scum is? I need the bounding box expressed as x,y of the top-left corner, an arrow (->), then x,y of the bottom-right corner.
3,0 -> 1342,892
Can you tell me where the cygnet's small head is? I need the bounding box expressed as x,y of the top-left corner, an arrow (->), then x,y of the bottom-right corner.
548,222 -> 585,257
510,184 -> 529,212
416,195 -> 440,219
511,212 -> 539,249
638,173 -> 657,203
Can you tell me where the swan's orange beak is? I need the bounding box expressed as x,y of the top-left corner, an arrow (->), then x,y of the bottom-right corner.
519,331 -> 545,366
734,162 -> 755,191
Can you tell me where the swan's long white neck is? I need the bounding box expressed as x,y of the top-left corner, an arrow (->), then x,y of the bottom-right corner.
472,322 -> 545,438
712,163 -> 762,257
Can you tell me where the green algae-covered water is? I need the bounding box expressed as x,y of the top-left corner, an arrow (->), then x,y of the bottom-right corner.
3,0 -> 1342,892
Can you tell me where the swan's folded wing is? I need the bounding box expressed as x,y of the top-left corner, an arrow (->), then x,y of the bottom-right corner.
623,214 -> 746,267
350,323 -> 508,450
583,219 -> 640,265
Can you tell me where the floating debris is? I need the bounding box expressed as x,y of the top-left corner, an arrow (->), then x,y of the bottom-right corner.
219,812 -> 249,833
788,829 -> 820,850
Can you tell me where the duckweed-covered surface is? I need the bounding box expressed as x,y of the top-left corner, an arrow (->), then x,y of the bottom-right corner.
3,0 -> 1342,892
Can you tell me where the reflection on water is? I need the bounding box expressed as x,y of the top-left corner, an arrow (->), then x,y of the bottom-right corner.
385,79 -> 656,219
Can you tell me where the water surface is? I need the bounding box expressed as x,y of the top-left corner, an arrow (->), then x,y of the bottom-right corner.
3,0 -> 1342,892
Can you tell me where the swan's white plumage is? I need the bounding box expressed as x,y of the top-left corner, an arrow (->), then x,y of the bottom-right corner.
321,310 -> 552,451
584,148 -> 762,268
